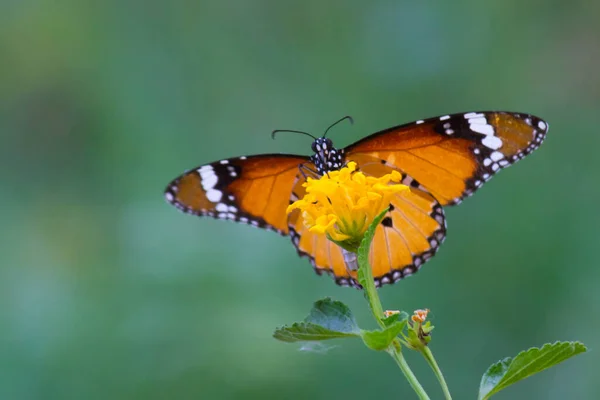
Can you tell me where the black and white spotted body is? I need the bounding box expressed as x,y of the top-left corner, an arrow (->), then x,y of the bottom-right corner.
310,137 -> 344,175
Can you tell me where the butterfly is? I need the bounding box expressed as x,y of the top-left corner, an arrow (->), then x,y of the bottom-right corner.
164,111 -> 547,288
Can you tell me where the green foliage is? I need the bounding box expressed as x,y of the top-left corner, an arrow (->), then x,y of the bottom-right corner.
274,209 -> 588,400
478,341 -> 588,400
305,298 -> 361,334
273,321 -> 359,342
273,298 -> 360,343
361,320 -> 407,351
382,311 -> 409,327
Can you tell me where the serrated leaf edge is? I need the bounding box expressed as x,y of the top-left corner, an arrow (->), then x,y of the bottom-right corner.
273,322 -> 360,342
479,341 -> 587,400
497,341 -> 586,388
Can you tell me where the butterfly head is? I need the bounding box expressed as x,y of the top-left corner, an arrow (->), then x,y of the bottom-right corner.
311,137 -> 344,175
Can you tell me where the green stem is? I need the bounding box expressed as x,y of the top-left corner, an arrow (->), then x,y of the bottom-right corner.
358,252 -> 385,328
355,209 -> 432,399
357,248 -> 429,399
364,273 -> 429,399
388,342 -> 431,400
421,346 -> 452,400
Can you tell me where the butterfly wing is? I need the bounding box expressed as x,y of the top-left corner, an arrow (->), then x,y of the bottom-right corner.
165,154 -> 309,234
288,161 -> 446,287
345,111 -> 548,205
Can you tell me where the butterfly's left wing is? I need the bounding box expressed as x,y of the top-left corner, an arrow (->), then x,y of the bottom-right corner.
345,111 -> 548,205
288,162 -> 446,288
165,154 -> 309,234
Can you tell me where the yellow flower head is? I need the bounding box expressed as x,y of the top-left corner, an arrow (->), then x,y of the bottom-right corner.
287,161 -> 408,249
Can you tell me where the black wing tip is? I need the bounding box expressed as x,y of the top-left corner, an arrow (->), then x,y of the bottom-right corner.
512,112 -> 549,132
164,181 -> 178,205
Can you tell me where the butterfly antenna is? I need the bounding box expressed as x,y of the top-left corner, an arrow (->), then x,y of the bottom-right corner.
323,115 -> 354,137
271,129 -> 318,141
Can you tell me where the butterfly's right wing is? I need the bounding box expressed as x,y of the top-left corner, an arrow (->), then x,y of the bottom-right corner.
345,111 -> 547,205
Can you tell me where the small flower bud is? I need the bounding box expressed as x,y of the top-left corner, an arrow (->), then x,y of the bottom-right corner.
411,309 -> 429,324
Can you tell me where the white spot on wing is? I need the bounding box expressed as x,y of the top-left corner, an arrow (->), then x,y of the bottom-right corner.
482,135 -> 502,150
440,115 -> 450,121
470,123 -> 494,136
201,174 -> 218,190
490,151 -> 504,161
538,120 -> 547,130
469,117 -> 487,125
206,189 -> 223,202
165,192 -> 174,202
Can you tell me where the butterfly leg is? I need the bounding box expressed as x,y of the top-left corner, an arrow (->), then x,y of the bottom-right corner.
298,163 -> 320,180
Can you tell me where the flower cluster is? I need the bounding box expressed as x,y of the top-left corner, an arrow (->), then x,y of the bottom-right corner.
287,161 -> 408,249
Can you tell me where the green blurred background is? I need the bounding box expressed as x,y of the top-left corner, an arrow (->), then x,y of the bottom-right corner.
2,1 -> 599,399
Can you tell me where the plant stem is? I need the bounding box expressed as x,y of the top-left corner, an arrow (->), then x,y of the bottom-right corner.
388,342 -> 431,400
359,254 -> 385,328
357,247 -> 429,399
421,346 -> 452,400
356,209 -> 432,399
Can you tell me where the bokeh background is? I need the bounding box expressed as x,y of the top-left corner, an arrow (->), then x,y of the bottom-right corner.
2,1 -> 599,399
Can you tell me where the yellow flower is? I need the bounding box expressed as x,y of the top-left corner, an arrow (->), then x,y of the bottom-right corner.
287,161 -> 409,249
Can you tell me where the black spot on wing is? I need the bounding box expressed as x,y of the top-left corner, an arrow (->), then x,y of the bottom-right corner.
381,216 -> 393,227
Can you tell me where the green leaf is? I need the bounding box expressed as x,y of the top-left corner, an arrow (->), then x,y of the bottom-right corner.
382,311 -> 409,328
478,341 -> 587,400
361,320 -> 407,351
357,208 -> 389,289
273,322 -> 359,342
273,298 -> 361,343
305,298 -> 360,334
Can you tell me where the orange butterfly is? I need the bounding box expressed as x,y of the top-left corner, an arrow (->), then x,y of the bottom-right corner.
165,112 -> 547,288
